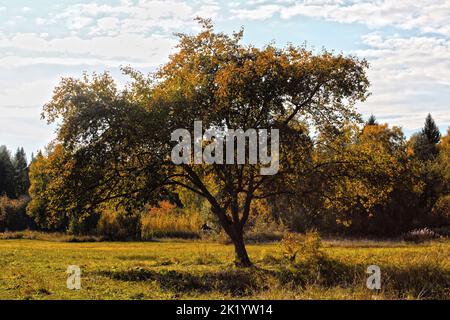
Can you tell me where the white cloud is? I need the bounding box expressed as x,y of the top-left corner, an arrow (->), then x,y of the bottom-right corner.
52,0 -> 220,35
90,17 -> 120,36
0,33 -> 177,67
0,79 -> 58,109
35,17 -> 48,25
0,111 -> 56,154
232,4 -> 281,20
228,2 -> 241,8
232,0 -> 450,37
196,4 -> 221,20
0,78 -> 58,153
356,34 -> 450,129
1,0 -> 449,153
67,16 -> 93,30
229,0 -> 450,130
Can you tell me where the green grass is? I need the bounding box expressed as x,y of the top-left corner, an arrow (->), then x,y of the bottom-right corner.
0,238 -> 448,300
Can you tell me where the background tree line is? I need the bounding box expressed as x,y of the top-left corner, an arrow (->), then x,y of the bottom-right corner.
0,146 -> 33,231
271,114 -> 449,237
0,146 -> 30,198
1,111 -> 448,238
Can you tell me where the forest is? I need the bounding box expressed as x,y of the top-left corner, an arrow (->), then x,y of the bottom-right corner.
1,112 -> 448,238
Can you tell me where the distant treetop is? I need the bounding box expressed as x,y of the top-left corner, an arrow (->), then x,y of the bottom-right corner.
367,114 -> 378,125
422,113 -> 441,144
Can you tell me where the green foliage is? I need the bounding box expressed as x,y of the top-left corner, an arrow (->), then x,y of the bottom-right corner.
38,20 -> 370,265
431,128 -> 450,221
0,146 -> 16,198
432,195 -> 450,220
280,230 -> 323,263
422,113 -> 441,144
27,146 -> 69,231
271,121 -> 449,237
12,147 -> 30,196
0,195 -> 33,231
6,22 -> 445,260
0,146 -> 30,199
367,114 -> 377,125
244,212 -> 285,243
413,114 -> 441,161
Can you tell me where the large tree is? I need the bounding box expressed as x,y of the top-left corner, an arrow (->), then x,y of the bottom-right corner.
39,20 -> 369,266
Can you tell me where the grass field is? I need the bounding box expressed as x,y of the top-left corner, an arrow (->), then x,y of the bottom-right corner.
0,238 -> 449,300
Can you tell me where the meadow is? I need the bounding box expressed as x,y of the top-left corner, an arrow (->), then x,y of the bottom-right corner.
0,236 -> 448,300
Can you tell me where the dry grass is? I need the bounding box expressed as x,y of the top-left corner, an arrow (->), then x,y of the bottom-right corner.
0,238 -> 448,300
0,230 -> 102,242
140,201 -> 202,239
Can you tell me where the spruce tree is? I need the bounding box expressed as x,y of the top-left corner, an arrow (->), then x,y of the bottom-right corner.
13,148 -> 29,196
422,113 -> 441,144
0,146 -> 16,198
367,114 -> 378,125
413,114 -> 441,160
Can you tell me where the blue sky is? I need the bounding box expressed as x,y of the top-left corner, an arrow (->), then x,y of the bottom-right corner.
0,0 -> 449,156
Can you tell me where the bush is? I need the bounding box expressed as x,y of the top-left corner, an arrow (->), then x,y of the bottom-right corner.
432,195 -> 450,220
403,228 -> 440,243
280,230 -> 323,263
244,215 -> 285,243
140,201 -> 201,239
432,226 -> 450,238
0,195 -> 33,231
97,208 -> 141,240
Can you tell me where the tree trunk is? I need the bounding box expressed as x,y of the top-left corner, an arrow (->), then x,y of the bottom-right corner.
230,226 -> 252,267
209,204 -> 252,267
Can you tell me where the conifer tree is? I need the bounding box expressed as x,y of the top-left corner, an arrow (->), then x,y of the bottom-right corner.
422,113 -> 441,144
13,147 -> 29,196
0,146 -> 16,198
413,114 -> 441,160
367,114 -> 377,125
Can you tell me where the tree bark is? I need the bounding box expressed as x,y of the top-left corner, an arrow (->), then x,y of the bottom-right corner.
230,224 -> 252,267
182,167 -> 253,267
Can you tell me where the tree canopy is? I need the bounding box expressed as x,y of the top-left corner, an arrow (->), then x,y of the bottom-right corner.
35,20 -> 378,265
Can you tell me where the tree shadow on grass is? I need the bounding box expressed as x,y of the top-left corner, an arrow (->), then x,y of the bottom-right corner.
97,268 -> 270,296
281,257 -> 449,299
381,264 -> 450,299
97,257 -> 450,299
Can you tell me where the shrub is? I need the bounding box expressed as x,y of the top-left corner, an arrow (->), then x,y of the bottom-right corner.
140,201 -> 201,239
432,226 -> 450,238
280,230 -> 323,263
97,208 -> 141,240
0,195 -> 33,231
432,194 -> 450,220
403,228 -> 440,243
245,215 -> 285,243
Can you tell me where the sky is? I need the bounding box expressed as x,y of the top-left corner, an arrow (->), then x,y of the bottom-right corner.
0,0 -> 449,157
